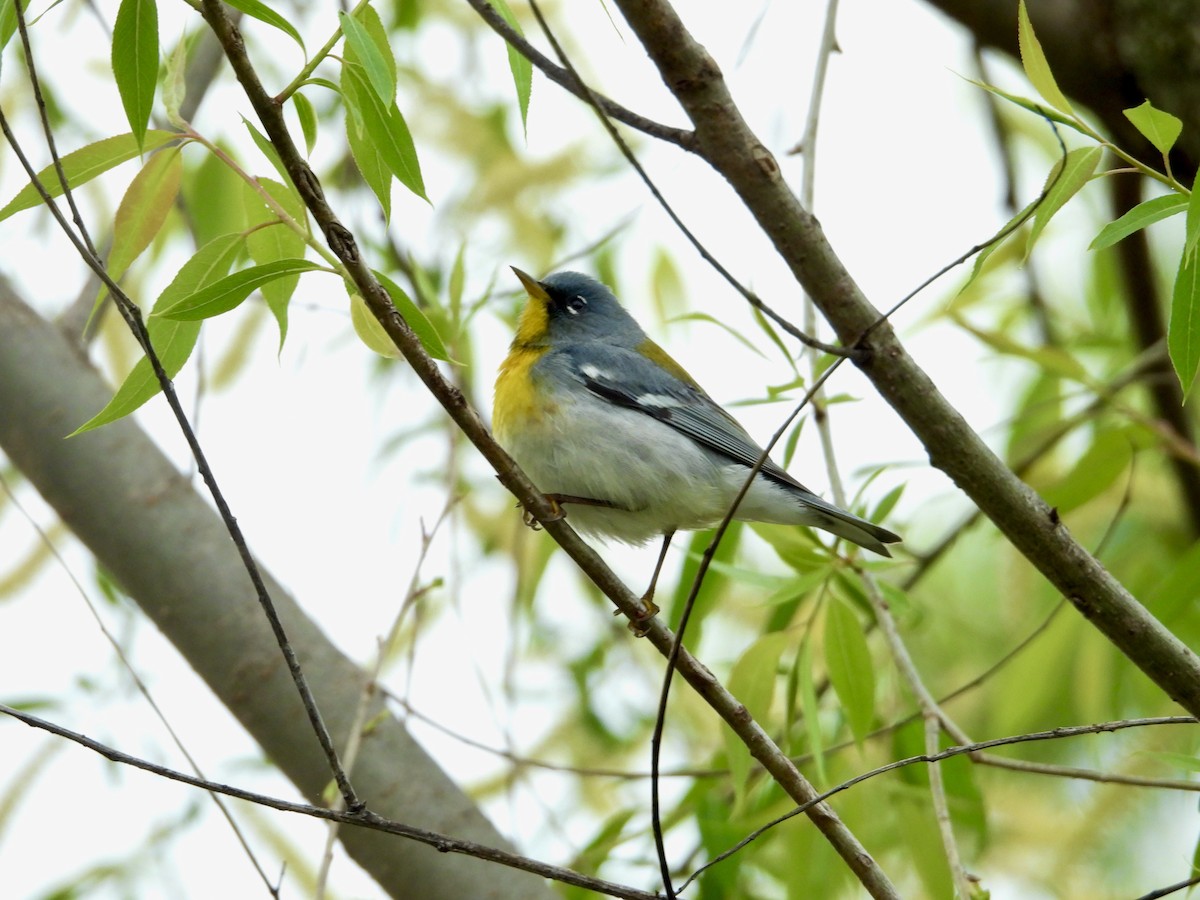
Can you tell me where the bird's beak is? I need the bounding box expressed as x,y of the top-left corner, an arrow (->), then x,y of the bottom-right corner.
510,266 -> 552,304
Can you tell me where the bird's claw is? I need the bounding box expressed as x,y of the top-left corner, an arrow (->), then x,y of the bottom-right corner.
617,595 -> 660,636
517,495 -> 565,531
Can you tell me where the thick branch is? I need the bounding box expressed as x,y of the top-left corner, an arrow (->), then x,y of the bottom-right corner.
611,0 -> 1200,715
0,283 -> 552,900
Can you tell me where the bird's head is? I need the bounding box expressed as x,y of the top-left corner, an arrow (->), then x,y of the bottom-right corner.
509,268 -> 645,348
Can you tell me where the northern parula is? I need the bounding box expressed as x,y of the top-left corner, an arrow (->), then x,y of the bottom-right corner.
494,269 -> 900,613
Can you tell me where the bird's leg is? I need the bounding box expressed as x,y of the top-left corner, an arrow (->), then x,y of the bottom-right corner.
622,530 -> 673,636
519,493 -> 626,530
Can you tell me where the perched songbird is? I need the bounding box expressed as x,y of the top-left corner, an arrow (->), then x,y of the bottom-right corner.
493,268 -> 900,617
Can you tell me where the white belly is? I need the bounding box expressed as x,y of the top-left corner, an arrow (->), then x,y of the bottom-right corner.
497,390 -> 808,544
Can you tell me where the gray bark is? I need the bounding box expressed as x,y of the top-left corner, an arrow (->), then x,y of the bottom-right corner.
0,282 -> 554,900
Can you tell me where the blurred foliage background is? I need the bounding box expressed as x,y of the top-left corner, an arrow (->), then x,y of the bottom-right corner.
0,1 -> 1198,898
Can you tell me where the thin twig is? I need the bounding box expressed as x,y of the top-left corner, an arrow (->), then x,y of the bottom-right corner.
0,704 -> 658,900
523,0 -> 849,358
194,6 -> 896,895
0,474 -> 278,897
462,0 -> 696,150
1134,873 -> 1200,900
7,5 -> 361,814
677,715 -> 1198,890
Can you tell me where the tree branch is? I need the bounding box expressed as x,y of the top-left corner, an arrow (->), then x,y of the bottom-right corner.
195,2 -> 898,894
610,0 -> 1200,717
0,282 -> 554,900
463,0 -> 697,151
0,704 -> 655,900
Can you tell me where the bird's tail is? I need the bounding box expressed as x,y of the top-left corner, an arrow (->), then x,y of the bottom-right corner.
801,493 -> 901,557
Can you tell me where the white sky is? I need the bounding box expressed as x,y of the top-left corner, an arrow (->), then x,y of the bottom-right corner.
0,2 -> 1154,898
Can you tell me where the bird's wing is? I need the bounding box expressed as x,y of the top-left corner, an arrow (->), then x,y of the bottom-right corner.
560,344 -> 810,492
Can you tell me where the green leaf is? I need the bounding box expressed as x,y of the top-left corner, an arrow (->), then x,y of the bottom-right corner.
71,234 -> 244,434
111,0 -> 159,150
0,0 -> 22,67
222,0 -> 304,50
724,632 -> 791,810
153,258 -> 326,320
373,270 -> 451,361
448,242 -> 466,323
964,78 -> 1084,135
1017,0 -> 1073,116
344,88 -> 392,220
952,314 -> 1087,380
292,91 -> 318,155
797,640 -> 826,784
183,145 -> 245,246
956,195 -> 1036,297
1143,751 -> 1200,774
0,130 -> 177,221
162,32 -> 188,127
339,10 -> 395,105
1026,146 -> 1101,255
241,116 -> 291,186
490,0 -> 532,133
824,596 -> 875,744
1090,193 -> 1187,250
350,292 -> 402,359
1041,428 -> 1132,514
1123,100 -> 1182,156
1169,247 -> 1200,399
107,145 -> 183,283
1184,167 -> 1200,259
341,62 -> 427,201
243,179 -> 308,348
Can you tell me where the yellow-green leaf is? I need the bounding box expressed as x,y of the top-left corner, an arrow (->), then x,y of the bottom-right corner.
292,92 -> 318,155
162,33 -> 188,127
1184,167 -> 1200,259
723,632 -> 792,809
341,62 -> 427,202
183,145 -> 245,246
71,233 -> 244,435
111,0 -> 159,150
824,596 -> 874,744
373,270 -> 451,361
344,83 -> 392,221
241,116 -> 291,186
490,0 -> 532,133
0,131 -> 177,221
1017,0 -> 1073,116
1090,193 -> 1187,250
339,9 -> 395,105
350,292 -> 402,359
1123,100 -> 1182,156
797,640 -> 826,784
222,0 -> 304,50
243,178 -> 308,348
153,258 -> 327,320
952,314 -> 1087,381
1026,146 -> 1101,256
107,145 -> 183,283
1169,248 -> 1200,399
1042,428 -> 1132,514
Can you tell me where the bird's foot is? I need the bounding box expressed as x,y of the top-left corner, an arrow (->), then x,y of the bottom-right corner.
617,593 -> 660,637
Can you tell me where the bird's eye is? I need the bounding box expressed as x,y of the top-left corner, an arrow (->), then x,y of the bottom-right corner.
565,295 -> 588,315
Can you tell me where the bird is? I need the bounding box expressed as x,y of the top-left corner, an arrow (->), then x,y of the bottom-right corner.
493,268 -> 900,623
